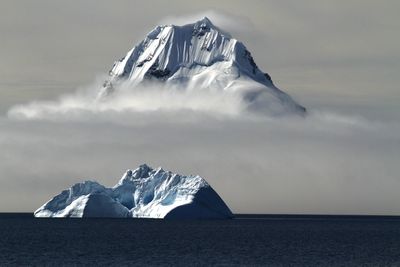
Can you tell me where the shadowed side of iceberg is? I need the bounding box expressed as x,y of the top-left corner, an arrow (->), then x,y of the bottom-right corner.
164,187 -> 233,219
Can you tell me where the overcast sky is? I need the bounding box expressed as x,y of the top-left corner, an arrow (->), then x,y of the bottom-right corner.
0,1 -> 399,213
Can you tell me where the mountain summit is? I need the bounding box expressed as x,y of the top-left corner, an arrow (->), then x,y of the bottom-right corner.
99,17 -> 306,115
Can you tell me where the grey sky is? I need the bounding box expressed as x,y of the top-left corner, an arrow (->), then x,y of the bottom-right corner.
0,1 -> 399,213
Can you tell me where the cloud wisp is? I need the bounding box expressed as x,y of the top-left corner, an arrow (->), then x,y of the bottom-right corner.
7,79 -> 250,121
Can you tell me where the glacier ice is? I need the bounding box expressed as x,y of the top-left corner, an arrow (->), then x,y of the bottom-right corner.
34,164 -> 233,219
98,17 -> 306,115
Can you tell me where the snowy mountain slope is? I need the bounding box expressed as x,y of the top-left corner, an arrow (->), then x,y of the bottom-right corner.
98,17 -> 306,115
34,164 -> 233,219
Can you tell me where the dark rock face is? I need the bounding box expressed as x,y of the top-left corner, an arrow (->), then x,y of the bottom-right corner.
264,73 -> 272,82
145,67 -> 171,80
144,60 -> 171,81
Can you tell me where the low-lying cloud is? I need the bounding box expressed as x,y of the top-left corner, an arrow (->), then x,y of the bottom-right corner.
7,79 -> 250,121
7,76 -> 303,121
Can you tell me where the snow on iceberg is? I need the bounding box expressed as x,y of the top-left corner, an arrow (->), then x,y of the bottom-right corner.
34,164 -> 233,219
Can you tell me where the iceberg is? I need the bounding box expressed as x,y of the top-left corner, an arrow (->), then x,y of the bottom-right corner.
34,164 -> 233,219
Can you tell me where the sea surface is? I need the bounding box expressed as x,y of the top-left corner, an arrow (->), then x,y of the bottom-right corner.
1,214 -> 400,266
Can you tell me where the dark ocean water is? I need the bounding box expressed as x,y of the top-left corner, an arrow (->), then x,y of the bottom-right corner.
1,214 -> 400,266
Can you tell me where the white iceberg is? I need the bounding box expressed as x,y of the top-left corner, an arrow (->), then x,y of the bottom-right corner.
34,164 -> 233,219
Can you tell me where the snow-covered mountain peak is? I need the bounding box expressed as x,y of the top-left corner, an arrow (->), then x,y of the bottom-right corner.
160,17 -> 228,38
105,17 -> 240,84
191,16 -> 230,37
195,16 -> 214,27
98,17 -> 306,115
